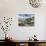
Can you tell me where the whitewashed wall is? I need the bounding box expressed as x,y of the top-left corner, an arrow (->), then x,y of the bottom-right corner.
0,0 -> 46,40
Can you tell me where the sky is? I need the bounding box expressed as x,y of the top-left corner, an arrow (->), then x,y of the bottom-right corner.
18,14 -> 34,19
